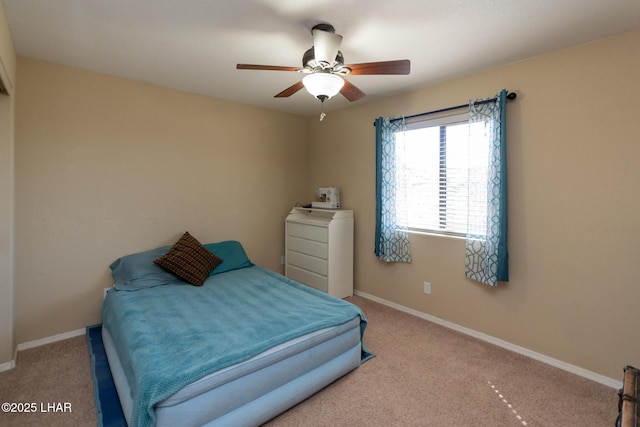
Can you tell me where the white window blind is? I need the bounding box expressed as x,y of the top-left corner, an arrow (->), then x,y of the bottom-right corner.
395,112 -> 490,236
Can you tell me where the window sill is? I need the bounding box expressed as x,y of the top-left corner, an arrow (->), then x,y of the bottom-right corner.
405,229 -> 466,241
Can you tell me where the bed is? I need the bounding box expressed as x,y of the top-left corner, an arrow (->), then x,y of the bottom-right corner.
101,235 -> 370,427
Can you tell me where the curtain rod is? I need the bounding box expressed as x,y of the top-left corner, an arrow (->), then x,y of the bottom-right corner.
381,91 -> 517,124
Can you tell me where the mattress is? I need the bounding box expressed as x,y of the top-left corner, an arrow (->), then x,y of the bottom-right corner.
103,316 -> 362,426
102,247 -> 369,427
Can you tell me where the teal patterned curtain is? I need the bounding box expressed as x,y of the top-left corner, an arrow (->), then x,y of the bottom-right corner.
374,117 -> 411,262
465,90 -> 509,286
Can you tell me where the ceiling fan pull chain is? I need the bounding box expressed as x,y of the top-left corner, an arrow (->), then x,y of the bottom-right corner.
320,100 -> 326,121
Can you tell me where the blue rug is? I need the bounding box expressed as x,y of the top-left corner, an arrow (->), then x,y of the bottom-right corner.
86,324 -> 127,427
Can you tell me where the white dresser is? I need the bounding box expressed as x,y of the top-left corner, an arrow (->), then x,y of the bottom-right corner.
285,208 -> 353,298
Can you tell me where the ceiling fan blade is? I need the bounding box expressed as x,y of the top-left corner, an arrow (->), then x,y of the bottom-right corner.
346,59 -> 411,75
274,81 -> 305,98
312,27 -> 343,67
237,64 -> 302,72
340,79 -> 366,102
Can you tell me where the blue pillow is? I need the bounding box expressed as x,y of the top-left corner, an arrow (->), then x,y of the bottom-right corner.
110,240 -> 253,290
110,245 -> 183,291
204,240 -> 253,275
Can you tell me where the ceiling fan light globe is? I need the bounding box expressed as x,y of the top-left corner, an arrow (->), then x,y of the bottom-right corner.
302,73 -> 344,100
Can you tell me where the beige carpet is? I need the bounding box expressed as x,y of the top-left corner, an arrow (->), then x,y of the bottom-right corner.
0,295 -> 619,426
0,332 -> 96,427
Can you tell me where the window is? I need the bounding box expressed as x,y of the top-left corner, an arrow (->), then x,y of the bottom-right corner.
396,112 -> 489,237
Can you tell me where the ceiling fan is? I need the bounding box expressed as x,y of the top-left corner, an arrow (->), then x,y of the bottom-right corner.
237,23 -> 410,118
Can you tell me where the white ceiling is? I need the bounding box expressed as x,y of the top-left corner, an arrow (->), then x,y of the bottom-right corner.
3,0 -> 640,117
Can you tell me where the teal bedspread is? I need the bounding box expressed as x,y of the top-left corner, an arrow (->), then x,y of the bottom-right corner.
102,265 -> 368,427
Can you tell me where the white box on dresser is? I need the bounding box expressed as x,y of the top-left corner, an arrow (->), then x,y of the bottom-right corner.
285,207 -> 353,298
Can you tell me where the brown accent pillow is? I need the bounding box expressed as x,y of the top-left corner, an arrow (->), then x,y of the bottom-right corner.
154,232 -> 223,286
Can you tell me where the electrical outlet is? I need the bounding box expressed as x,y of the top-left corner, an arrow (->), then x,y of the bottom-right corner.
423,282 -> 431,294
281,255 -> 285,265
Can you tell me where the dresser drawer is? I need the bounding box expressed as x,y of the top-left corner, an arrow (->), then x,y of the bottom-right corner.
286,265 -> 328,293
287,222 -> 328,243
287,236 -> 328,259
286,250 -> 328,276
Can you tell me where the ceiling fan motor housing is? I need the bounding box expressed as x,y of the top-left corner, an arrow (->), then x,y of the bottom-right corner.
302,47 -> 345,71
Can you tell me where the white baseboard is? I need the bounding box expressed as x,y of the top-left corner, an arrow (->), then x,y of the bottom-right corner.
0,328 -> 86,371
0,358 -> 15,372
16,328 -> 86,352
354,290 -> 622,390
0,342 -> 19,372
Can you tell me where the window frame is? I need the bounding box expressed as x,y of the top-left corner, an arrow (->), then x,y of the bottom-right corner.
399,111 -> 474,239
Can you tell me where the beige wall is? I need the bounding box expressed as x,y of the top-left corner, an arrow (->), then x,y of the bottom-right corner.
0,0 -> 16,367
14,58 -> 309,344
309,29 -> 640,380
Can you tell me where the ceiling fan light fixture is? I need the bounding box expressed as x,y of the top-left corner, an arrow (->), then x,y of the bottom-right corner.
302,73 -> 344,101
